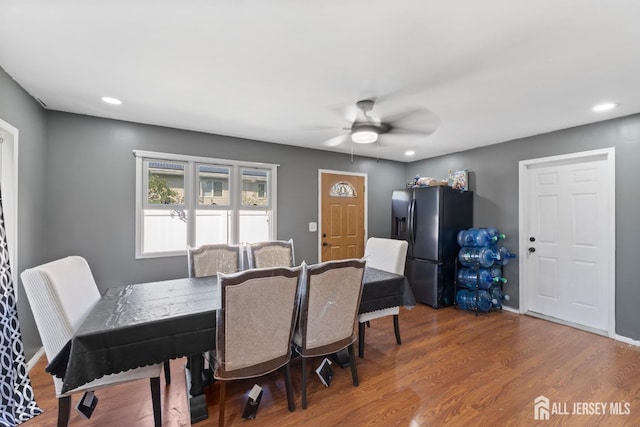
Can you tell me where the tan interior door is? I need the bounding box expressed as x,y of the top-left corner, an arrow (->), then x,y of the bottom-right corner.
320,172 -> 365,261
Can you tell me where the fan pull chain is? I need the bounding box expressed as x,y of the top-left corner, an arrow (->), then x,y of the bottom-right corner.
350,141 -> 354,164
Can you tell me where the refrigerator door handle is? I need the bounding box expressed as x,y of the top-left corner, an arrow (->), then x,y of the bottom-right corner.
408,198 -> 416,244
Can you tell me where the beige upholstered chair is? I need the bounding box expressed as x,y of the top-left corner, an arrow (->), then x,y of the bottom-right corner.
20,256 -> 163,427
246,238 -> 295,269
209,266 -> 302,426
185,243 -> 244,385
187,243 -> 244,277
358,237 -> 408,358
293,259 -> 366,409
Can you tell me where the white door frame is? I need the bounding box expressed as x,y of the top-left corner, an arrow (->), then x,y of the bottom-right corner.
317,169 -> 368,263
0,118 -> 20,293
518,147 -> 615,337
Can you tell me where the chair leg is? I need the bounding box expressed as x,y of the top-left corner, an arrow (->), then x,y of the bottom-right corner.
150,377 -> 161,427
57,396 -> 71,427
283,362 -> 296,412
347,343 -> 359,386
393,314 -> 402,345
301,357 -> 308,409
358,322 -> 365,358
219,381 -> 226,427
164,360 -> 171,384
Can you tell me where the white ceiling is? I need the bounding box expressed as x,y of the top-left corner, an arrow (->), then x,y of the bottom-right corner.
1,1 -> 639,162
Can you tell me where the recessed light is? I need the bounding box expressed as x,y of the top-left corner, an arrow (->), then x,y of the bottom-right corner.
101,96 -> 122,105
592,102 -> 617,112
405,150 -> 415,156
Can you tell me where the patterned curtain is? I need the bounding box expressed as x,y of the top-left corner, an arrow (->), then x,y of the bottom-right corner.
0,186 -> 42,425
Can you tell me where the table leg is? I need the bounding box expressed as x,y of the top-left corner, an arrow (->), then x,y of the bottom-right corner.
185,354 -> 209,423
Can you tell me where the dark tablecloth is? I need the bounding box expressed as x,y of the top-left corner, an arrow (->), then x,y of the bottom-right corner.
360,267 -> 415,313
48,276 -> 218,393
47,267 -> 414,393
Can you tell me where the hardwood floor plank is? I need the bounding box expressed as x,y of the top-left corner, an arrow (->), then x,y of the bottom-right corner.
21,305 -> 640,426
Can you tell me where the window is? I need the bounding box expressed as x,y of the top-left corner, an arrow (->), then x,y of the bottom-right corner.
135,150 -> 278,258
213,181 -> 223,197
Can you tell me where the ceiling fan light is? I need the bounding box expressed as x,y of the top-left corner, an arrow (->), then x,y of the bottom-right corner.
352,130 -> 378,144
351,128 -> 378,144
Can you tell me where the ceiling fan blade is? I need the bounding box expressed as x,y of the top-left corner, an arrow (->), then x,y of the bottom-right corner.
299,124 -> 341,131
383,108 -> 425,125
389,110 -> 440,135
391,122 -> 439,136
322,134 -> 349,147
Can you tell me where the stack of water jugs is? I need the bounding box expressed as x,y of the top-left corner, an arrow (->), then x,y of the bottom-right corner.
456,227 -> 516,313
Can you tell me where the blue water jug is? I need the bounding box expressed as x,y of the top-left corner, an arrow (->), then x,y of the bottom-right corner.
490,287 -> 510,309
472,228 -> 498,247
484,227 -> 506,242
457,268 -> 500,289
493,246 -> 517,266
490,266 -> 502,278
457,230 -> 473,248
456,289 -> 492,312
458,246 -> 500,268
457,228 -> 497,247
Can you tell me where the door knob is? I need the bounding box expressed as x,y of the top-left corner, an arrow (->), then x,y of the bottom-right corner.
322,242 -> 329,247
528,247 -> 536,253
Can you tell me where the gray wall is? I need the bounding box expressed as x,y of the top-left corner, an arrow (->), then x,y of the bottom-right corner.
6,59 -> 640,359
44,111 -> 406,290
0,66 -> 48,359
407,113 -> 640,340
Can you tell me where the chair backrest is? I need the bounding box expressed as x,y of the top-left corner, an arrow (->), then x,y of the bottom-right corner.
246,238 -> 295,269
295,259 -> 366,356
364,237 -> 408,275
20,256 -> 101,367
188,244 -> 243,277
214,266 -> 302,380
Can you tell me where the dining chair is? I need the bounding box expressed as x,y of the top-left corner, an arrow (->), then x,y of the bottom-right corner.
20,256 -> 163,427
209,266 -> 302,426
187,243 -> 244,277
185,243 -> 244,384
246,238 -> 295,269
293,259 -> 366,409
358,237 -> 408,358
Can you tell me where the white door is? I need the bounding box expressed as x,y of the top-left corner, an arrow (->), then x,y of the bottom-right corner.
520,148 -> 615,335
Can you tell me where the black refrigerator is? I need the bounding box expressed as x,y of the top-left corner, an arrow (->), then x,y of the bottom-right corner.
392,186 -> 473,308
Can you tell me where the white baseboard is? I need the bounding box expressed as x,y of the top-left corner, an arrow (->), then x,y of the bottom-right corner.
614,334 -> 640,347
27,347 -> 45,372
519,311 -> 640,347
501,305 -> 519,314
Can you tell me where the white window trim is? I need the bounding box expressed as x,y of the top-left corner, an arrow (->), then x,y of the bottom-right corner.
134,150 -> 278,259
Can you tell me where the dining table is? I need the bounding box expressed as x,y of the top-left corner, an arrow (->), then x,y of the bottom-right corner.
46,266 -> 415,424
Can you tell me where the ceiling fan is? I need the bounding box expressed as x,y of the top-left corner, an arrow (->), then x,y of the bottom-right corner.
350,99 -> 391,144
321,98 -> 439,148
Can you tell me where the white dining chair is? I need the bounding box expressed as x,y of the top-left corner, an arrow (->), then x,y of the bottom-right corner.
358,237 -> 409,358
246,238 -> 295,269
20,256 -> 163,427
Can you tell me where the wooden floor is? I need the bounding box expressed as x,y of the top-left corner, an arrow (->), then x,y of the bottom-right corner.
23,304 -> 640,426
